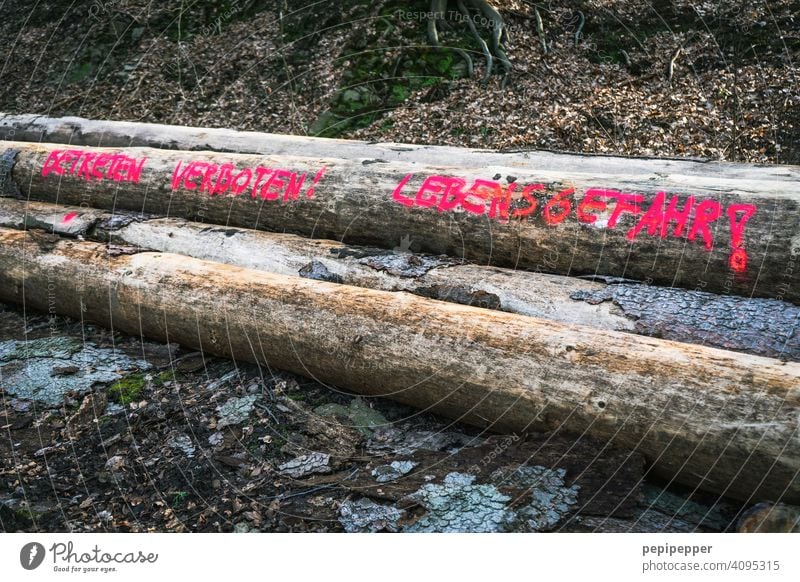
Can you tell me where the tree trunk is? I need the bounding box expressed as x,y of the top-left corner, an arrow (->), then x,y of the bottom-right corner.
2,112 -> 798,183
1,134 -> 798,302
3,197 -> 798,362
0,226 -> 797,503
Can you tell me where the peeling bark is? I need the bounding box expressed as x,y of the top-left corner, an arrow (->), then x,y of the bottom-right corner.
2,198 -> 797,361
572,284 -> 799,361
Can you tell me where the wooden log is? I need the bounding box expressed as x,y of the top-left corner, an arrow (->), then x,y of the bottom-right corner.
2,197 -> 799,362
0,226 -> 797,503
1,138 -> 798,302
3,112 -> 799,184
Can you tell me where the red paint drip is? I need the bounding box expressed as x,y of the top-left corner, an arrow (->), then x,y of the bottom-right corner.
61,212 -> 79,224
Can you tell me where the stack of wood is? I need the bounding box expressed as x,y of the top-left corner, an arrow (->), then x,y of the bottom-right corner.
1,113 -> 798,504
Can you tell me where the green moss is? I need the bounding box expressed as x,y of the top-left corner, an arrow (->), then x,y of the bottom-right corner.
154,370 -> 178,387
314,398 -> 387,437
15,507 -> 40,522
107,375 -> 147,406
304,0 -> 472,138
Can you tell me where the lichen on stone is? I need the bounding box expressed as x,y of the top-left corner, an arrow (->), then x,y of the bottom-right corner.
278,452 -> 332,478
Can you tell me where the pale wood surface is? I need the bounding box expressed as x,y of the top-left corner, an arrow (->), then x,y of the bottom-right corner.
3,139 -> 798,302
0,226 -> 797,503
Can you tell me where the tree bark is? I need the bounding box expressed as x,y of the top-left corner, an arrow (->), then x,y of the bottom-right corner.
0,226 -> 797,503
3,197 -> 798,362
2,140 -> 798,302
3,113 -> 798,183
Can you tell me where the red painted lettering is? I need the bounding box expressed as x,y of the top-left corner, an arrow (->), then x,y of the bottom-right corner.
489,183 -> 516,221
182,162 -> 206,191
78,153 -> 96,181
126,157 -> 146,183
283,172 -> 306,201
200,164 -> 219,194
512,184 -> 543,219
232,168 -> 253,196
261,170 -> 288,200
543,188 -> 574,225
392,174 -> 415,207
576,189 -> 607,224
171,160 -> 187,190
108,154 -> 125,180
661,195 -> 695,238
687,199 -> 722,250
251,166 -> 272,198
41,151 -> 64,177
416,176 -> 447,208
605,191 -> 644,228
63,150 -> 83,174
113,157 -> 132,181
627,191 -> 667,241
305,166 -> 327,198
726,203 -> 757,273
462,179 -> 500,215
90,154 -> 111,180
214,163 -> 235,195
436,178 -> 468,212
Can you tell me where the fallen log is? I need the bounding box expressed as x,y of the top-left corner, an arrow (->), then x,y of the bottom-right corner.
0,226 -> 797,503
2,197 -> 798,361
1,138 -> 798,302
3,112 -> 799,184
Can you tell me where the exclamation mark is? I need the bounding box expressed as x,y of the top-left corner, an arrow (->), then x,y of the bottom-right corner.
305,166 -> 328,198
726,203 -> 757,273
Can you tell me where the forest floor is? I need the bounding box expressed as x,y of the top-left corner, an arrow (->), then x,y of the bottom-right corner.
1,303 -> 752,532
1,0 -> 799,532
1,1 -> 798,162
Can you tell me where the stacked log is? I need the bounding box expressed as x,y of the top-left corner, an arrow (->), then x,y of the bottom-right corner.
1,197 -> 797,362
1,117 -> 798,503
0,227 -> 797,503
0,133 -> 798,301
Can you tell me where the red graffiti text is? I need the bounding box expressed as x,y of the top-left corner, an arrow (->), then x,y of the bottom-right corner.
392,174 -> 757,273
42,149 -> 147,183
171,160 -> 326,201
